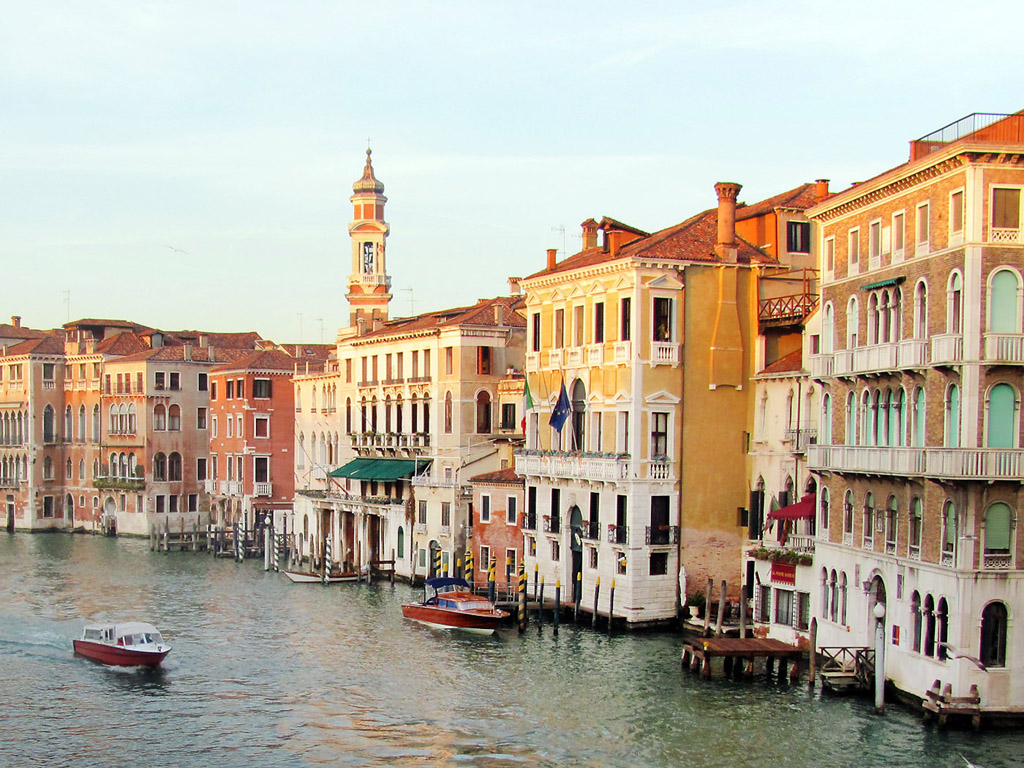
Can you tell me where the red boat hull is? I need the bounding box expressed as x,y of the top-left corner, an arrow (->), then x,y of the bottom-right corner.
73,640 -> 169,668
401,603 -> 508,634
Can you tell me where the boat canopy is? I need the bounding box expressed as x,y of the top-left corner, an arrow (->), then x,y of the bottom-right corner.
425,577 -> 471,591
329,458 -> 432,481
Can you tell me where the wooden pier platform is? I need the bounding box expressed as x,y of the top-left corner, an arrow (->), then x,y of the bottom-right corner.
682,637 -> 803,682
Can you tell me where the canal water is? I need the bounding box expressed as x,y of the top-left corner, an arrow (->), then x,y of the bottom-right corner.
1,534 -> 1018,768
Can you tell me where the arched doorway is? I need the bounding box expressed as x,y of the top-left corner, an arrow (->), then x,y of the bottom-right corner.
867,573 -> 887,639
569,505 -> 583,603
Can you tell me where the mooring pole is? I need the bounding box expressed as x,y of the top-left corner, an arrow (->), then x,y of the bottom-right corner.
608,579 -> 615,635
538,577 -> 545,627
592,577 -> 601,629
554,580 -> 561,636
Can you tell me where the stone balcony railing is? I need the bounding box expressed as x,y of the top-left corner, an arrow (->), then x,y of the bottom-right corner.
931,333 -> 963,366
651,341 -> 680,365
613,341 -> 632,364
808,444 -> 1024,481
985,333 -> 1024,364
253,482 -> 272,497
515,451 -> 630,482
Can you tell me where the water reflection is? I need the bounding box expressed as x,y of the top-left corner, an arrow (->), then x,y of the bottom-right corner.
0,533 -> 1019,768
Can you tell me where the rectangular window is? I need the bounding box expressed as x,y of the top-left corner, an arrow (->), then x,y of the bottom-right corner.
423,349 -> 431,377
42,363 -> 55,382
212,455 -> 218,481
372,357 -> 379,382
620,297 -> 631,341
594,302 -> 605,343
418,500 -> 427,525
480,545 -> 491,571
156,496 -> 165,514
500,403 -> 516,430
532,313 -> 541,352
588,546 -> 598,569
916,203 -> 930,245
892,212 -> 905,254
653,297 -> 672,341
169,372 -> 180,391
226,417 -> 233,438
651,412 -> 668,458
993,188 -> 1021,229
226,379 -> 234,399
506,548 -> 517,577
554,309 -> 564,349
618,411 -> 630,454
411,351 -> 419,378
396,352 -> 403,379
253,378 -> 271,398
649,551 -> 668,575
573,305 -> 584,346
155,372 -> 166,391
198,372 -> 208,391
848,229 -> 860,266
481,495 -> 491,523
236,378 -> 244,398
869,220 -> 881,259
787,221 -> 811,253
950,189 -> 964,234
196,457 -> 207,481
478,346 -> 492,375
445,347 -> 453,376
254,456 -> 269,483
211,381 -> 217,400
236,415 -> 243,438
197,407 -> 207,430
774,589 -> 794,626
825,237 -> 835,272
385,354 -> 393,381
757,586 -> 771,622
254,416 -> 269,438
188,494 -> 198,513
236,456 -> 243,483
169,495 -> 179,514
797,592 -> 811,631
345,358 -> 353,383
507,496 -> 517,526
551,540 -> 560,562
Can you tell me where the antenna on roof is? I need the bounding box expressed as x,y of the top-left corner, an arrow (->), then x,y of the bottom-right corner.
400,288 -> 415,317
551,224 -> 566,256
316,317 -> 324,345
296,313 -> 303,344
63,289 -> 71,323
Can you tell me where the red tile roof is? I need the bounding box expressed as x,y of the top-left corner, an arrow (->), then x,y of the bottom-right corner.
758,348 -> 803,375
108,346 -> 254,365
95,332 -> 150,356
2,335 -> 65,356
735,183 -> 824,221
211,349 -> 310,374
469,467 -> 523,485
0,324 -> 48,341
354,296 -> 526,342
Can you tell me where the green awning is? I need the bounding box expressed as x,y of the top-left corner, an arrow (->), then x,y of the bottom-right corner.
329,458 -> 431,481
860,276 -> 906,291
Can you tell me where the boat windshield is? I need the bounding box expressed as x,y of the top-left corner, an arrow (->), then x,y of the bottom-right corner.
459,601 -> 494,611
83,629 -> 103,641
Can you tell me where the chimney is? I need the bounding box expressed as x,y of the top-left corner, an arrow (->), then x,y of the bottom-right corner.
507,277 -> 521,296
606,230 -> 627,256
581,219 -> 598,249
714,181 -> 742,262
357,317 -> 367,337
493,304 -> 502,324
11,316 -> 21,328
207,344 -> 214,363
183,343 -> 192,362
815,178 -> 830,202
546,248 -> 558,270
198,333 -> 208,348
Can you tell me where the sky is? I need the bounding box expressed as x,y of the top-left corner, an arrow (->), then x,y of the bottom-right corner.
4,1 -> 1024,344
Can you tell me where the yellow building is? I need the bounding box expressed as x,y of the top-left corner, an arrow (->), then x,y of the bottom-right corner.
517,183 -> 779,625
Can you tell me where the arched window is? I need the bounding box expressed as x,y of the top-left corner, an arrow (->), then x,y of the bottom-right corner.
396,394 -> 404,433
863,492 -> 875,547
345,398 -> 352,435
64,406 -> 72,440
861,390 -> 872,446
829,569 -> 838,622
43,456 -> 53,479
78,405 -> 86,442
119,453 -> 128,479
360,397 -> 367,432
909,497 -> 923,557
153,453 -> 167,482
310,433 -> 317,466
846,391 -> 856,445
885,496 -> 898,552
476,391 -> 492,435
876,389 -> 888,446
822,303 -> 834,354
297,433 -> 305,470
397,526 -> 405,559
839,572 -> 848,625
867,292 -> 879,345
947,271 -> 964,334
890,287 -> 902,342
820,568 -> 830,619
914,279 -> 928,339
912,387 -> 926,446
986,383 -> 1018,448
889,388 -> 904,446
109,453 -> 118,477
128,404 -> 137,434
944,384 -> 960,448
92,405 -> 100,441
819,487 -> 830,533
988,268 -> 1022,333
911,591 -> 922,652
942,501 -> 957,564
924,594 -> 936,657
66,458 -> 72,480
168,404 -> 181,431
168,452 -> 182,482
371,397 -> 378,432
937,598 -> 949,660
843,490 -> 854,537
846,296 -> 859,348
444,392 -> 454,434
423,400 -> 430,433
410,395 -> 419,433
78,459 -> 85,480
66,494 -> 74,520
570,380 -> 586,449
128,454 -> 137,478
980,602 -> 1008,668
43,405 -> 55,443
153,404 -> 167,431
385,395 -> 393,433
983,502 -> 1013,561
821,393 -> 832,445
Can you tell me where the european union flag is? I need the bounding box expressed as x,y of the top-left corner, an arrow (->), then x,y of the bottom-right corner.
549,380 -> 570,432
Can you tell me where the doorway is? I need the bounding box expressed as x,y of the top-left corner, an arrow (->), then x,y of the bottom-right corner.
569,505 -> 583,603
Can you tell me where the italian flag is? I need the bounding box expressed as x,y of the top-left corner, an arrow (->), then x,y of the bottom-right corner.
521,377 -> 534,433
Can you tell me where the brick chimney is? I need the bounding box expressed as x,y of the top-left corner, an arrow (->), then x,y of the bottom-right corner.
507,277 -> 521,296
605,230 -> 627,256
546,248 -> 558,270
581,218 -> 598,249
815,178 -> 830,202
714,182 -> 742,262
183,343 -> 192,361
10,316 -> 20,328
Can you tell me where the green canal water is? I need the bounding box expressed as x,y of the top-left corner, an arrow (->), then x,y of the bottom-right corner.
0,533 -> 1017,767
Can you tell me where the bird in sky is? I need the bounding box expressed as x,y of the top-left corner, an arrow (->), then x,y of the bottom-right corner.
164,245 -> 189,255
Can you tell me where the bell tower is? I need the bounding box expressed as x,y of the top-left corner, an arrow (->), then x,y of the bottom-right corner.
347,148 -> 392,330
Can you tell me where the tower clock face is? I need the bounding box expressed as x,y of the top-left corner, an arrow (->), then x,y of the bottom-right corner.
363,242 -> 374,273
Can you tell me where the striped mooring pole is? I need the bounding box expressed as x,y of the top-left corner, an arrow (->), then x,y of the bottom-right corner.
518,561 -> 528,634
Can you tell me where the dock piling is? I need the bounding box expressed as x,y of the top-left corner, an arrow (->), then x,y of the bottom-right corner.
554,580 -> 560,636
592,577 -> 600,628
715,579 -> 727,636
608,580 -> 615,635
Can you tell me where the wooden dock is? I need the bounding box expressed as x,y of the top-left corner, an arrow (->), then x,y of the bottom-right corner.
682,637 -> 803,682
923,680 -> 982,730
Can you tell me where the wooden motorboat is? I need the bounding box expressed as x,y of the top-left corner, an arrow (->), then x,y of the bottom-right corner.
283,569 -> 359,584
401,577 -> 509,635
73,622 -> 170,667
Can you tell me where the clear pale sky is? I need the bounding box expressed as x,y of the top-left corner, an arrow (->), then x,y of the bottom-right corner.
4,1 -> 1023,343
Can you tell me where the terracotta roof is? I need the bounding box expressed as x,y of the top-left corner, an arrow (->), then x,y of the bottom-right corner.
65,318 -> 145,330
211,349 -> 307,374
469,467 -> 523,486
758,348 -> 803,376
354,296 -> 525,342
95,332 -> 150,356
735,183 -> 824,221
0,324 -> 47,340
525,207 -> 776,280
108,346 -> 254,365
163,330 -> 264,349
2,335 -> 65,356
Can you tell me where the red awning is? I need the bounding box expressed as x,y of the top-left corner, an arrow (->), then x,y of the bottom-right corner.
767,494 -> 815,521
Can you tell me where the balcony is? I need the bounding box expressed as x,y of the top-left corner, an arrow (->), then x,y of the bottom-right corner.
254,482 -> 272,497
898,339 -> 929,368
565,347 -> 584,367
204,479 -> 217,494
983,553 -> 1014,570
645,525 -> 679,545
526,351 -> 541,370
542,515 -> 561,534
613,341 -> 632,364
607,525 -> 628,545
439,525 -> 451,538
931,333 -> 963,366
92,476 -> 146,491
521,513 -> 537,531
783,428 -> 818,453
586,345 -> 604,366
42,380 -> 56,390
582,520 -> 600,540
758,293 -> 819,325
412,472 -> 458,488
515,451 -> 630,483
651,341 -> 680,365
647,460 -> 672,480
989,227 -> 1024,244
810,353 -> 834,378
985,333 -> 1024,364
809,444 -> 1024,481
